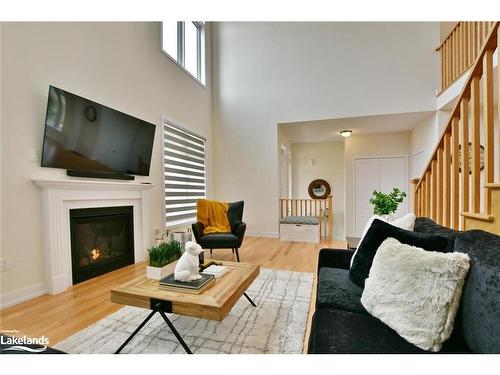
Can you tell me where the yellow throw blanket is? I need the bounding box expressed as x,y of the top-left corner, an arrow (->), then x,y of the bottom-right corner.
196,199 -> 231,234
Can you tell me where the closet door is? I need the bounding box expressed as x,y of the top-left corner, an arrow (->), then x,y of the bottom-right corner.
354,157 -> 408,236
379,157 -> 408,219
355,158 -> 380,236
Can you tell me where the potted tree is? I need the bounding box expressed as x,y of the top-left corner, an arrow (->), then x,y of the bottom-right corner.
146,240 -> 183,280
369,188 -> 407,222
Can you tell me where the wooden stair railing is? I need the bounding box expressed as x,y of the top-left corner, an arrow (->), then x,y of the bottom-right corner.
437,21 -> 496,93
278,196 -> 333,240
413,22 -> 499,230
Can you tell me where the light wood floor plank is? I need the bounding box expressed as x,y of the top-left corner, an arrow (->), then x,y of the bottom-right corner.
0,237 -> 346,351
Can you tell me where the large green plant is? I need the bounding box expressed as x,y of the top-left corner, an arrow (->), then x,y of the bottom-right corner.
147,241 -> 183,268
369,188 -> 407,216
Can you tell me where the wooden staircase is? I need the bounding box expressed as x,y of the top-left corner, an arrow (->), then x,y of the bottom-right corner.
412,22 -> 500,234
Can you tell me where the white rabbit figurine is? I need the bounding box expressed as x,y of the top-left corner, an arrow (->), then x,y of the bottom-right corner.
174,241 -> 203,282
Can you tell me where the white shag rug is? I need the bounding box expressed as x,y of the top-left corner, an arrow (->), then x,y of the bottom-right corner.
55,268 -> 313,354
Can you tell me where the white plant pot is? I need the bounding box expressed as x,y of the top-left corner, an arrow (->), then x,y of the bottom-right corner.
146,265 -> 171,280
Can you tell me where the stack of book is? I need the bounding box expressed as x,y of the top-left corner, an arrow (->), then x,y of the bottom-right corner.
202,265 -> 229,278
159,273 -> 215,294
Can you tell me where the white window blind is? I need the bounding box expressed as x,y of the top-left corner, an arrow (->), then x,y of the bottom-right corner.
164,121 -> 206,227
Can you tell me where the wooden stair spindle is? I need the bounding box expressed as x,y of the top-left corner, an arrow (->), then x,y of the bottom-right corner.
452,117 -> 460,229
460,97 -> 470,227
425,172 -> 431,219
470,75 -> 481,213
437,146 -> 444,225
431,159 -> 437,221
443,132 -> 452,227
482,48 -> 494,215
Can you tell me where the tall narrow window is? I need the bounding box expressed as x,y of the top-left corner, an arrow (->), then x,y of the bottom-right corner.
161,21 -> 206,85
163,120 -> 206,227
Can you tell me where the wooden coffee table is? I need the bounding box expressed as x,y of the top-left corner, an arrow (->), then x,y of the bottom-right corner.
111,261 -> 260,354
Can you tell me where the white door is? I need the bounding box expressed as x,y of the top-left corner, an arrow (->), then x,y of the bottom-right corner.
355,159 -> 380,236
380,157 -> 408,219
354,157 -> 408,236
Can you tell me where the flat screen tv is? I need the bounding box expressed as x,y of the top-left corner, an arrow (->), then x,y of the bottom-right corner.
41,85 -> 156,177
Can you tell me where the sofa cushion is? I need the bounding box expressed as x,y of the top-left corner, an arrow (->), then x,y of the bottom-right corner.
317,267 -> 366,314
414,217 -> 461,240
308,308 -> 426,354
361,238 -> 470,352
350,213 -> 416,267
453,230 -> 500,353
349,219 -> 454,287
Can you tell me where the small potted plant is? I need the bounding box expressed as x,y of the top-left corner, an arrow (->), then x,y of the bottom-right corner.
146,241 -> 183,280
369,188 -> 407,222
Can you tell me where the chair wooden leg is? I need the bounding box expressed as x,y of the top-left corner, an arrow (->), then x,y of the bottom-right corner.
210,249 -> 212,256
235,248 -> 240,262
232,248 -> 235,254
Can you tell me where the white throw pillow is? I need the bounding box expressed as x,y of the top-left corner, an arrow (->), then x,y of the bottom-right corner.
360,237 -> 470,352
350,213 -> 416,268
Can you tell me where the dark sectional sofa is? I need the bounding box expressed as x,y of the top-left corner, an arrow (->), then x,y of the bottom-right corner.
308,217 -> 500,354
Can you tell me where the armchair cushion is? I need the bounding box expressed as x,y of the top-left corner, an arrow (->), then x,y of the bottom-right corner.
199,233 -> 240,248
191,222 -> 205,243
228,201 -> 244,232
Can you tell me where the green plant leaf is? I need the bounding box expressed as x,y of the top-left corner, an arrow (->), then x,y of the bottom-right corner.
369,188 -> 406,215
147,240 -> 183,268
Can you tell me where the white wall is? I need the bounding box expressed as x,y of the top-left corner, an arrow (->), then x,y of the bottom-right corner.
277,126 -> 292,199
0,22 -> 212,297
411,112 -> 438,178
291,141 -> 345,240
212,22 -> 439,235
344,132 -> 412,236
0,23 -> 3,269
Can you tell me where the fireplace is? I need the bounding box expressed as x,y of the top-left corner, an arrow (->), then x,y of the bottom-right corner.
70,206 -> 134,284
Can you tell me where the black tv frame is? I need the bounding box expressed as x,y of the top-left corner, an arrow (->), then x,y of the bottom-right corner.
41,85 -> 156,181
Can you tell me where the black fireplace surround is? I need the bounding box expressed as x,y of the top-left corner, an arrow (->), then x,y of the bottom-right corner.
70,206 -> 134,284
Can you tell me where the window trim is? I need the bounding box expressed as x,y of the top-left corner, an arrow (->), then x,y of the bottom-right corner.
160,21 -> 206,88
161,115 -> 207,229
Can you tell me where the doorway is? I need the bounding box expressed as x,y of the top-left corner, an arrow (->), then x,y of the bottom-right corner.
354,156 -> 408,236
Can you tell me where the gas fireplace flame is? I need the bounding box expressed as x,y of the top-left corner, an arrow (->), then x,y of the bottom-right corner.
91,248 -> 101,262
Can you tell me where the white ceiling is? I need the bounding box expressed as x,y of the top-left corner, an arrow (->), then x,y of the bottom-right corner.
279,111 -> 436,144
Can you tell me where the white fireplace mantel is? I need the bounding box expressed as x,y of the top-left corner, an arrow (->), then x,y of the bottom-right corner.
33,178 -> 154,294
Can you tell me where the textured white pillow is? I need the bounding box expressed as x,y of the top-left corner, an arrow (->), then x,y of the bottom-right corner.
350,213 -> 416,268
361,237 -> 470,352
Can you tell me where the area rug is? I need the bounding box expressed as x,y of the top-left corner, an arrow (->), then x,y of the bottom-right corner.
55,268 -> 313,354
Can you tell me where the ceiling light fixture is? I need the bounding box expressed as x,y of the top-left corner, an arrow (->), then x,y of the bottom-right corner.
340,130 -> 352,138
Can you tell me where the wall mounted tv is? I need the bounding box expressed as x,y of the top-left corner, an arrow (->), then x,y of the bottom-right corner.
41,85 -> 156,180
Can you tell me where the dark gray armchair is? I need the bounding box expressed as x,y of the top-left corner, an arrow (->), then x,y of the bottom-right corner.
191,201 -> 246,262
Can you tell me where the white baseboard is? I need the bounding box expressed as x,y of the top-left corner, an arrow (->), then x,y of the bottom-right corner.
0,282 -> 48,309
246,231 -> 279,238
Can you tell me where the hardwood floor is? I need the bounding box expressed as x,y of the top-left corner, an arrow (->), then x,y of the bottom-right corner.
0,237 -> 346,350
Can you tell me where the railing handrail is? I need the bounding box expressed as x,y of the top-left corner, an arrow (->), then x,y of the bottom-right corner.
278,196 -> 333,240
435,22 -> 461,51
415,21 -> 499,192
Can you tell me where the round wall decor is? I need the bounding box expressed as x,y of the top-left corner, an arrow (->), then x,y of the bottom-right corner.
455,142 -> 485,174
308,179 -> 331,199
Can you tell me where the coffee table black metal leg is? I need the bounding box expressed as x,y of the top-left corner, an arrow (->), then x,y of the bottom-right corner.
243,292 -> 256,307
115,309 -> 156,354
158,310 -> 193,354
115,308 -> 192,354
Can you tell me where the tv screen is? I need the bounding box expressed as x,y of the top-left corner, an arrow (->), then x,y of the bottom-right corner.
41,86 -> 156,176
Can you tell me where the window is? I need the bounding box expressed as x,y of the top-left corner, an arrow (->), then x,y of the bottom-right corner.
163,119 -> 206,227
161,21 -> 206,85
